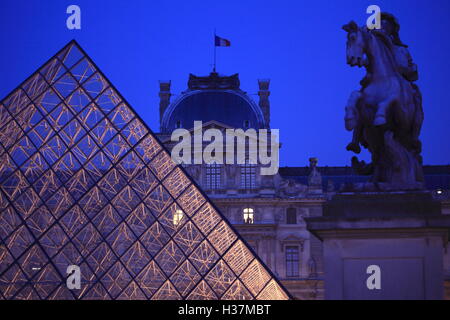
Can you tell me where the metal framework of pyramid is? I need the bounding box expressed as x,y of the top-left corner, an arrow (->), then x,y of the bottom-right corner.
0,40 -> 290,300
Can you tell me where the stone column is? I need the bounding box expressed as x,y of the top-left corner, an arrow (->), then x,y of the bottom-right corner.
302,239 -> 311,278
225,164 -> 238,197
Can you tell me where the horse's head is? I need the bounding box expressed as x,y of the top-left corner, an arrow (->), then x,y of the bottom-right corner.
343,21 -> 368,68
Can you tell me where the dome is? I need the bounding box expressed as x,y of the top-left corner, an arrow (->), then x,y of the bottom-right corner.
160,72 -> 267,133
161,90 -> 266,132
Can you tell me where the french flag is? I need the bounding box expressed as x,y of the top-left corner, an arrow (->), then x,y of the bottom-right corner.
215,35 -> 231,47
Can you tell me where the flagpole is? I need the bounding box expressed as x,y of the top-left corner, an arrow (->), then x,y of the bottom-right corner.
213,28 -> 216,72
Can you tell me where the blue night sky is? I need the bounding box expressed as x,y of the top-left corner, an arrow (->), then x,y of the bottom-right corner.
0,0 -> 449,167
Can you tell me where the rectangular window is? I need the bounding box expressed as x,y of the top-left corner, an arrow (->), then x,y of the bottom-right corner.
240,162 -> 256,189
286,208 -> 297,224
205,163 -> 221,190
286,246 -> 299,277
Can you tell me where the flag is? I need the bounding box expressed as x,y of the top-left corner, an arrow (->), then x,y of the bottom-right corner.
215,35 -> 231,47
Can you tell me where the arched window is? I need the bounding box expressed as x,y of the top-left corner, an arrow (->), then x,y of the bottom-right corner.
243,208 -> 254,224
205,162 -> 221,190
286,208 -> 297,224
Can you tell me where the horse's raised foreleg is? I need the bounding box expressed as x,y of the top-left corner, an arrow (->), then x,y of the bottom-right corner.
347,126 -> 362,154
345,91 -> 362,131
345,91 -> 363,153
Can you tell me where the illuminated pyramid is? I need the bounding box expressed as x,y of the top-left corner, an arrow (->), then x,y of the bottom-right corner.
0,41 -> 289,300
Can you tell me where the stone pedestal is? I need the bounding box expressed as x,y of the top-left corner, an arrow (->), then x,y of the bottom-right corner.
306,192 -> 450,300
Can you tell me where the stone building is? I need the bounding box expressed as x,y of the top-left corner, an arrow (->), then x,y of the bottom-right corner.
156,72 -> 450,300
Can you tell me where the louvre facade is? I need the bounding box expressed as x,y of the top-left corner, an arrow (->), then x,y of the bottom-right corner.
155,61 -> 450,300
0,41 -> 290,300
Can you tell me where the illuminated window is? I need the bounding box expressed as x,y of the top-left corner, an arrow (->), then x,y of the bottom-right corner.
286,208 -> 297,224
286,246 -> 300,277
173,209 -> 184,226
205,162 -> 221,189
240,161 -> 256,190
243,208 -> 254,224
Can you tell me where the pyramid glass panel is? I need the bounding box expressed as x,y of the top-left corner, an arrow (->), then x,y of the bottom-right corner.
0,40 -> 290,300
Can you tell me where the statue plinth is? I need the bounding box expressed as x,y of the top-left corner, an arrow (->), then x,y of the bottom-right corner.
323,191 -> 441,218
306,192 -> 450,300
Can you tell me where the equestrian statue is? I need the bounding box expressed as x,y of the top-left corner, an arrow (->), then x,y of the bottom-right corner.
343,12 -> 425,190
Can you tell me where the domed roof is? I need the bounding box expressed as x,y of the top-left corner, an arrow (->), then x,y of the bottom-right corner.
160,73 -> 266,133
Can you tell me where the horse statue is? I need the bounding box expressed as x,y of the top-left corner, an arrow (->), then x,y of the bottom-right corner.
342,13 -> 424,190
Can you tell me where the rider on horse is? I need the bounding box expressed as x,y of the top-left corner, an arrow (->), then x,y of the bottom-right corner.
346,13 -> 423,155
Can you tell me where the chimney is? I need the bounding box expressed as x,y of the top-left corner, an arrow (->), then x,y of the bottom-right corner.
159,81 -> 171,130
258,79 -> 271,127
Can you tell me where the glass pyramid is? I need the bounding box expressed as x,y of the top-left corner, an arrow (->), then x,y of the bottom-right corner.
0,40 -> 289,300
